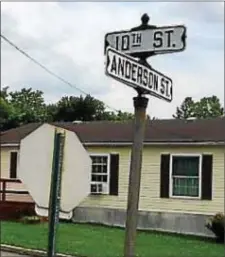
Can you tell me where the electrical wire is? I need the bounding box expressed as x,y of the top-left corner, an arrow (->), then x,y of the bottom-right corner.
2,33 -> 216,140
1,33 -> 119,113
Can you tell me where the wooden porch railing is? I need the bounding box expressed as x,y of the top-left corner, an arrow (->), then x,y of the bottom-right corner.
0,178 -> 32,202
0,178 -> 35,220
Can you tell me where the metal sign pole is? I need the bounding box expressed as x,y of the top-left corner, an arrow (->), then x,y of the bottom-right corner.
123,14 -> 152,257
104,12 -> 186,257
47,130 -> 65,257
124,94 -> 148,257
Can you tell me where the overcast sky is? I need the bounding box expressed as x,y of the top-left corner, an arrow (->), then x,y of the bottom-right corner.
1,2 -> 224,118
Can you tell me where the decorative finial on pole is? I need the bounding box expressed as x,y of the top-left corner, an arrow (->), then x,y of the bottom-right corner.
141,13 -> 149,25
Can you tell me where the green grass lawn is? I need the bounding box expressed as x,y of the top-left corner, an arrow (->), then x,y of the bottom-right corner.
1,221 -> 223,257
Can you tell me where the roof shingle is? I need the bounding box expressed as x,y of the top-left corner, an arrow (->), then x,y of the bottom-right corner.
1,117 -> 225,145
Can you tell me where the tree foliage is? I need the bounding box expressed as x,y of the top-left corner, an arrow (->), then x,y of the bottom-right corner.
9,88 -> 49,124
0,87 -> 21,130
0,87 -> 137,131
1,87 -> 222,131
0,97 -> 14,130
194,96 -> 224,119
173,96 -> 224,119
52,95 -> 106,122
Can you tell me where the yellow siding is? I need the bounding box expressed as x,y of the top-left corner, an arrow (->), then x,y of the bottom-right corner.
1,145 -> 224,215
1,146 -> 32,202
80,145 -> 224,215
1,146 -> 19,178
80,146 -> 130,209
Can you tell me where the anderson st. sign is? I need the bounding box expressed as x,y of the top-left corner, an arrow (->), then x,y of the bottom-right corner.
105,47 -> 173,102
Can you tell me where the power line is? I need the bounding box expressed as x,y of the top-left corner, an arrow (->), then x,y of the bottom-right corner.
1,33 -> 119,112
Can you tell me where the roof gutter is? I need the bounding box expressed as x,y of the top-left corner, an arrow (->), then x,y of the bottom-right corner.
1,143 -> 20,147
1,141 -> 224,148
83,141 -> 225,146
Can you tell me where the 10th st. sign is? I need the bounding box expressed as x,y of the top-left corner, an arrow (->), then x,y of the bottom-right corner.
105,25 -> 186,57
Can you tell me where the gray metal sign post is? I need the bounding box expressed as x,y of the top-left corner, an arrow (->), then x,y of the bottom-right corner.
47,130 -> 65,257
104,13 -> 186,257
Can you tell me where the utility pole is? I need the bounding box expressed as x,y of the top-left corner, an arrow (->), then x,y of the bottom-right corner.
123,14 -> 153,257
124,94 -> 148,257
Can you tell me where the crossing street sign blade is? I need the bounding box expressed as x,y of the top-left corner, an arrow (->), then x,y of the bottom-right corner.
105,47 -> 173,102
105,25 -> 186,57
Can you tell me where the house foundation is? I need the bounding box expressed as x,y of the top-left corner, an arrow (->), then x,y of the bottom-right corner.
72,207 -> 214,238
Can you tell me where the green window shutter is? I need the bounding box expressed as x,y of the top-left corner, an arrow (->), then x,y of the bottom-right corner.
201,155 -> 213,200
109,154 -> 119,196
160,154 -> 170,198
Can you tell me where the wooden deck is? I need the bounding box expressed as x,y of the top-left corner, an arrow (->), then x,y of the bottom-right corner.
0,179 -> 35,220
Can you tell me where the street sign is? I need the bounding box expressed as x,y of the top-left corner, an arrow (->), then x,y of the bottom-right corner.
104,14 -> 186,257
18,123 -> 92,215
105,25 -> 186,57
105,46 -> 173,102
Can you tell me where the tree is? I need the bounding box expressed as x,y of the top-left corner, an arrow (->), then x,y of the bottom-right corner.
9,88 -> 49,124
0,87 -> 20,130
52,95 -> 106,122
112,111 -> 134,121
0,86 -> 150,130
46,103 -> 58,122
0,86 -> 9,100
0,87 -> 49,130
173,96 -> 224,119
51,94 -> 136,122
194,96 -> 224,119
0,97 -> 13,130
81,95 -> 106,121
173,97 -> 195,119
0,87 -> 11,128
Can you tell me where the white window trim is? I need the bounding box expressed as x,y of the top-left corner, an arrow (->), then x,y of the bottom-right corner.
89,153 -> 111,194
169,153 -> 202,200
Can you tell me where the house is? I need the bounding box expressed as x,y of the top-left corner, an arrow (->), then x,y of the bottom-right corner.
1,117 -> 224,237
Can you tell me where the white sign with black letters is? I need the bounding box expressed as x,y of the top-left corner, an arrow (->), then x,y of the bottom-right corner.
105,47 -> 173,102
105,25 -> 186,56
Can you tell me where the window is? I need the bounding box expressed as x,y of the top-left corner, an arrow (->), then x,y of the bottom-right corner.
10,152 -> 18,179
170,155 -> 201,198
160,154 -> 213,200
90,155 -> 110,194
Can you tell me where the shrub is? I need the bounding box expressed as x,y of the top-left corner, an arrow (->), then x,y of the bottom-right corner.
14,205 -> 35,220
206,212 -> 224,243
21,215 -> 41,224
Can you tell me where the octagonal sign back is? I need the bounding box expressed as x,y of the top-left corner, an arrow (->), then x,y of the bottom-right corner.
18,123 -> 91,213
